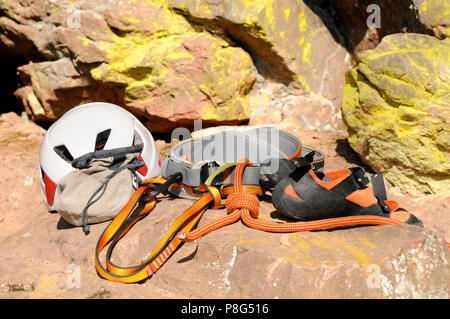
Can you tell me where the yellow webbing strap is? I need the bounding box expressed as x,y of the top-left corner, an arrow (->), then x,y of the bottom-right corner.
95,176 -> 221,283
204,162 -> 264,206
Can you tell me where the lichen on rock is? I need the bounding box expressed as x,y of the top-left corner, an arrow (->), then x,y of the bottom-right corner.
4,0 -> 258,131
342,33 -> 450,195
171,1 -> 350,99
414,0 -> 450,38
90,27 -> 256,130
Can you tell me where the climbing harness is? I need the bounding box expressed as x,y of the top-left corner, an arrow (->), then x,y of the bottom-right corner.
93,126 -> 448,284
162,126 -> 325,199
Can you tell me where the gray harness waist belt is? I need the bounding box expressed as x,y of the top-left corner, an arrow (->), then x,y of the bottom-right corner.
161,127 -> 324,188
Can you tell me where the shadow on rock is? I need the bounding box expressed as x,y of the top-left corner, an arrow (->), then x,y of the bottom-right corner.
56,216 -> 77,230
335,138 -> 375,173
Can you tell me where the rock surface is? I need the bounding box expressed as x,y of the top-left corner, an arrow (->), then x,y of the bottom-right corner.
248,81 -> 346,132
1,0 -> 353,133
0,0 -> 449,298
330,0 -> 431,58
3,0 -> 258,132
414,0 -> 450,38
342,33 -> 450,196
0,112 -> 448,299
169,0 -> 352,107
15,58 -> 122,121
2,0 -> 446,135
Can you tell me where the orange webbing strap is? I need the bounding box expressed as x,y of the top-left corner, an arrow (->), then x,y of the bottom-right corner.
95,177 -> 221,283
179,158 -> 440,243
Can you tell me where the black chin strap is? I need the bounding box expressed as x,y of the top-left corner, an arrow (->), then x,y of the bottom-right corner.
71,144 -> 144,169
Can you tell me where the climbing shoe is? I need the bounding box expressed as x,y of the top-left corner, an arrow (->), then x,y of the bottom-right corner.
272,167 -> 423,227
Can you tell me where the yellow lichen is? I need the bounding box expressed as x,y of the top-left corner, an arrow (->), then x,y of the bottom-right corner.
298,9 -> 307,33
283,8 -> 290,20
342,34 -> 450,195
90,5 -> 256,121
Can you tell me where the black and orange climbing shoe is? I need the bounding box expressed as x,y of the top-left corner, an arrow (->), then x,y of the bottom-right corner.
272,167 -> 423,227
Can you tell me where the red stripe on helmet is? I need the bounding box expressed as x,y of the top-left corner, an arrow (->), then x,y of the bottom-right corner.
44,172 -> 57,206
137,154 -> 149,176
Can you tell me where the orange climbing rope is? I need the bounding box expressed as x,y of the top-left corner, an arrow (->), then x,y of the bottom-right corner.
179,159 -> 450,249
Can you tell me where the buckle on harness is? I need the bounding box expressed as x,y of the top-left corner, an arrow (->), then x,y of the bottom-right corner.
200,161 -> 220,184
140,173 -> 183,202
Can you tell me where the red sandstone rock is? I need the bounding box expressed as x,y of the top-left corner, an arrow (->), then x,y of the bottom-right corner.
0,113 -> 448,299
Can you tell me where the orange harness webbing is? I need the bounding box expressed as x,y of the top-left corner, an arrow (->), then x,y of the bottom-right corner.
95,176 -> 221,283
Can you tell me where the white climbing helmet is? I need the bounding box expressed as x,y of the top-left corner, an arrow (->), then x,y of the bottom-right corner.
39,102 -> 161,210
